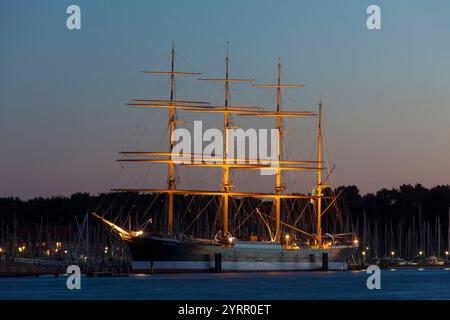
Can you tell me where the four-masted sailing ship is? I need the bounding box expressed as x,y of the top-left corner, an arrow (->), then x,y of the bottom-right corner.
94,45 -> 357,273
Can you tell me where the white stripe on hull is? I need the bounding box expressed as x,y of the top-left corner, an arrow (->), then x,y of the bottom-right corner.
132,261 -> 347,272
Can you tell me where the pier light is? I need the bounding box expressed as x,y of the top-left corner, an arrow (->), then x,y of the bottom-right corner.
362,251 -> 366,256
419,251 -> 423,257
445,251 -> 449,257
0,247 -> 3,253
366,247 -> 369,251
64,250 -> 68,254
391,251 -> 395,257
353,239 -> 359,245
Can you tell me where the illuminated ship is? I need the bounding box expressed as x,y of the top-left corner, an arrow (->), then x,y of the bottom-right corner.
94,44 -> 357,273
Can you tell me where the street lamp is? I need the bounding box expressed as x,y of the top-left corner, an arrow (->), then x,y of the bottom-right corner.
391,251 -> 395,258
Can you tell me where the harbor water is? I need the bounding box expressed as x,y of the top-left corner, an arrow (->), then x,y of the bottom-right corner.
1,268 -> 450,300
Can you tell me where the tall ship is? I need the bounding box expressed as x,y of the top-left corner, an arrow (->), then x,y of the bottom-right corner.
94,44 -> 357,273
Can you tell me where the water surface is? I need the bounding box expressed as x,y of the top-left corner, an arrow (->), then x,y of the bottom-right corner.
1,269 -> 449,300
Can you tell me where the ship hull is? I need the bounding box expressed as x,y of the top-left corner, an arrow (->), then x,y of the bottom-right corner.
125,236 -> 355,273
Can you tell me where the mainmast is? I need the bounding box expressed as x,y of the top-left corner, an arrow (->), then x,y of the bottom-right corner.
223,46 -> 231,236
199,44 -> 254,237
316,99 -> 323,246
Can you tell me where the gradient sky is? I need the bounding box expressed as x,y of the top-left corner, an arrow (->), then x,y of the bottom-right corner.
1,0 -> 450,199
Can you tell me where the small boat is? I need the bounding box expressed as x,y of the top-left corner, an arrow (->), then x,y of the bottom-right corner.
423,256 -> 445,266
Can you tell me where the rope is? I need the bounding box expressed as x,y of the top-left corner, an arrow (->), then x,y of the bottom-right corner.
183,196 -> 215,234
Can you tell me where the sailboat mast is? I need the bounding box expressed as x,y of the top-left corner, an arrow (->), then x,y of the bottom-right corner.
223,46 -> 230,236
168,44 -> 176,236
316,100 -> 323,246
275,62 -> 282,242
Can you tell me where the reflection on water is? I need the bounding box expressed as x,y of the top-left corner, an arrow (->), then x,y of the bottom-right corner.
0,269 -> 449,300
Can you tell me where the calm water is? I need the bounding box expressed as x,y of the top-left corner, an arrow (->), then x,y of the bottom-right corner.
1,269 -> 450,300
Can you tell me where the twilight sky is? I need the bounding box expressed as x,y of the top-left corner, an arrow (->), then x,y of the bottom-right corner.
1,0 -> 450,199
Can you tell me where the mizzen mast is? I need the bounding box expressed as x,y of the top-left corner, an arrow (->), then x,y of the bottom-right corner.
252,62 -> 304,242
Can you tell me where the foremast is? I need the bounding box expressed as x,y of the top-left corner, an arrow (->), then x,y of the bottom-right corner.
168,45 -> 175,236
133,44 -> 202,237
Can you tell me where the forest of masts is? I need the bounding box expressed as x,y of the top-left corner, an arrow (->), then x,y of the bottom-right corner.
1,194 -> 449,261
357,209 -> 450,260
0,213 -> 128,262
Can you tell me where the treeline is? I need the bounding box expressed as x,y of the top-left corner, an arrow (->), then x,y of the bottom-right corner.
338,184 -> 450,257
2,183 -> 449,226
338,184 -> 450,228
1,184 -> 450,257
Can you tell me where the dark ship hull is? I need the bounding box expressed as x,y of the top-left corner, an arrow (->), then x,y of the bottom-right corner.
125,236 -> 355,273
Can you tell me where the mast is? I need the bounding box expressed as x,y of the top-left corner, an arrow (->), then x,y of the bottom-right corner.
223,45 -> 230,236
252,62 -> 305,242
168,43 -> 175,236
316,99 -> 323,246
198,43 -> 254,237
274,62 -> 282,242
128,44 -> 202,237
